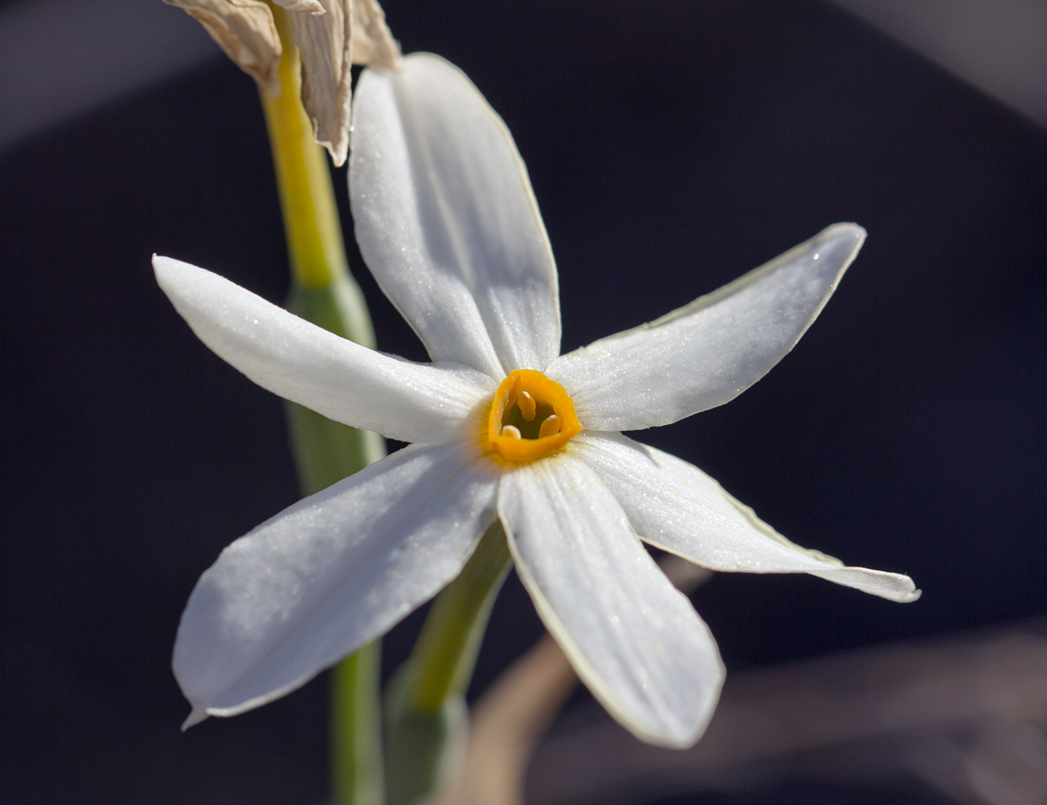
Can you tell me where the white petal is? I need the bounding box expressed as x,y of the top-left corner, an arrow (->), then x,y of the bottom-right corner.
174,442 -> 498,725
350,53 -> 560,377
154,255 -> 495,444
574,432 -> 920,603
548,224 -> 865,431
498,455 -> 724,747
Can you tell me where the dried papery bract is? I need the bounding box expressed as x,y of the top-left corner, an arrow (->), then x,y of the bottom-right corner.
164,0 -> 283,88
164,0 -> 400,165
350,0 -> 402,67
287,0 -> 400,166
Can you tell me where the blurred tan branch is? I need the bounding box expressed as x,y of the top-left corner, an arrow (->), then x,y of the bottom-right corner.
529,620 -> 1047,804
430,557 -> 712,805
434,562 -> 1047,805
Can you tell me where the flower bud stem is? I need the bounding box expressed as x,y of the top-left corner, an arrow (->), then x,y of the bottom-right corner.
410,523 -> 512,713
384,523 -> 512,804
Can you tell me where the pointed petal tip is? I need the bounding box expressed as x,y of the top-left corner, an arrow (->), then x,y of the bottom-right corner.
818,222 -> 867,255
181,707 -> 209,731
828,221 -> 867,239
813,565 -> 922,603
627,661 -> 725,750
151,254 -> 184,285
866,569 -> 922,603
152,255 -> 206,306
578,643 -> 724,749
602,655 -> 724,750
655,716 -> 717,750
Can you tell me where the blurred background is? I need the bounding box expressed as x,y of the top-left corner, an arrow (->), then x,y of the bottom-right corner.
2,1 -> 1045,802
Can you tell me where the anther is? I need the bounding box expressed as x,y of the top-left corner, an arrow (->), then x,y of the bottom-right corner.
505,374 -> 521,409
517,391 -> 537,421
484,369 -> 582,464
538,415 -> 561,438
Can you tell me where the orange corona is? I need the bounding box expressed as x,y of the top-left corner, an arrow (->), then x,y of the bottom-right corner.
481,369 -> 582,464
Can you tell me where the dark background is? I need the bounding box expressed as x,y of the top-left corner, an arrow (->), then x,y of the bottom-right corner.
2,1 -> 1045,802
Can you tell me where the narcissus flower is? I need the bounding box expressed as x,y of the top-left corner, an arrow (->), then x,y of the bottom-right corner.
156,54 -> 919,747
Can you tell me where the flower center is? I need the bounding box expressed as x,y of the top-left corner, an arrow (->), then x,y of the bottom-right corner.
482,369 -> 582,464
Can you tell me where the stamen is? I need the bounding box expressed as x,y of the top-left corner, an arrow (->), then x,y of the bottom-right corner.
504,374 -> 521,409
517,391 -> 537,421
538,414 -> 561,438
483,369 -> 582,465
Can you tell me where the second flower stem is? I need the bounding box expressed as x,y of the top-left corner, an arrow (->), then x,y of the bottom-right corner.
384,524 -> 511,805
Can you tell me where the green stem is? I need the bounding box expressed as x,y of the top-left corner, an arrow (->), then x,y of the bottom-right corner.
258,4 -> 353,294
384,524 -> 511,805
257,6 -> 385,804
409,524 -> 512,712
331,644 -> 384,805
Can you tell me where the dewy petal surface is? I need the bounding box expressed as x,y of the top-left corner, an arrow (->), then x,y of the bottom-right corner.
154,256 -> 495,444
350,53 -> 560,377
499,455 -> 724,747
174,442 -> 498,725
575,432 -> 920,602
548,224 -> 865,431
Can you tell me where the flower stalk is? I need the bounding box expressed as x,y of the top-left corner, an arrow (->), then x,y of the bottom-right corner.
407,524 -> 511,713
258,3 -> 356,294
258,5 -> 384,804
384,523 -> 512,805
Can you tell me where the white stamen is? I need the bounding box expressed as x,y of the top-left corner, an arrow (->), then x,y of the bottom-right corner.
501,424 -> 522,439
518,391 -> 537,421
538,415 -> 561,438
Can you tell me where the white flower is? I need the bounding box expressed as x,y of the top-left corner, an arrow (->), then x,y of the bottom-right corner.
155,54 -> 919,748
